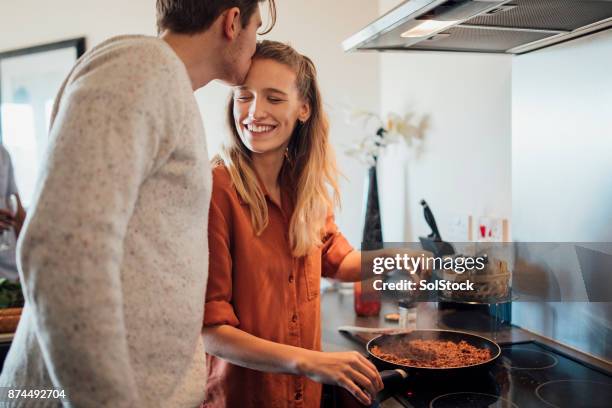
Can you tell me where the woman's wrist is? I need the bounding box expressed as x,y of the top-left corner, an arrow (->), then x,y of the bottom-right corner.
292,348 -> 316,376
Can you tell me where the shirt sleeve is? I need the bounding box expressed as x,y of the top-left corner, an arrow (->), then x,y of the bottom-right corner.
204,171 -> 240,327
321,213 -> 354,278
16,43 -> 182,407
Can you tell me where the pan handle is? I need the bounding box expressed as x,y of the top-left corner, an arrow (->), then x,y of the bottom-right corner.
380,369 -> 408,388
338,325 -> 408,334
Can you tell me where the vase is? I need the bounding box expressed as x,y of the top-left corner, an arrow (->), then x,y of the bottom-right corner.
354,162 -> 383,317
361,164 -> 383,246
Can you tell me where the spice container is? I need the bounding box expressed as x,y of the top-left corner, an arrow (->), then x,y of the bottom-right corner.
398,298 -> 417,330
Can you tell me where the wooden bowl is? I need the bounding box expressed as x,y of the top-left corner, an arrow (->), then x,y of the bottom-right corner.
0,307 -> 22,333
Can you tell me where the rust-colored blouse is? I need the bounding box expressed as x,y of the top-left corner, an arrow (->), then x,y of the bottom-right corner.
202,166 -> 354,408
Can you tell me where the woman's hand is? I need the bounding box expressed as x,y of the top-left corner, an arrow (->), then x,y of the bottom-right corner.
296,350 -> 383,406
336,248 -> 435,283
203,325 -> 383,405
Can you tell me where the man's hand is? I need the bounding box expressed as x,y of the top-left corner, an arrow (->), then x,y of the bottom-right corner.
0,195 -> 26,237
0,209 -> 17,232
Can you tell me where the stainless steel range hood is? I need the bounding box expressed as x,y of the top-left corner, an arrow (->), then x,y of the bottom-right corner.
343,0 -> 612,54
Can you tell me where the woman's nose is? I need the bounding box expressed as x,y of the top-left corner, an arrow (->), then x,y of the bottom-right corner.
248,99 -> 267,120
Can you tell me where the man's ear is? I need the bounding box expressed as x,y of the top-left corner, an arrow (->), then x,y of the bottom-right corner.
298,102 -> 311,123
222,7 -> 242,40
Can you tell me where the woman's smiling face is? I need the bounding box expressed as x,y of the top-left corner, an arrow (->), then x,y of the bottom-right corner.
233,58 -> 310,155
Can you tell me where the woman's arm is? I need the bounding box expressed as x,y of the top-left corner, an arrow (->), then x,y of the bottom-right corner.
335,249 -> 434,282
202,324 -> 383,405
333,250 -> 362,282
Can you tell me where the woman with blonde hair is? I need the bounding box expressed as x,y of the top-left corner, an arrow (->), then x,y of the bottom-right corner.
202,40 -> 384,408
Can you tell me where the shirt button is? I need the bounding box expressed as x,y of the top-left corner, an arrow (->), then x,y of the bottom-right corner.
288,275 -> 294,283
292,313 -> 298,323
294,392 -> 302,400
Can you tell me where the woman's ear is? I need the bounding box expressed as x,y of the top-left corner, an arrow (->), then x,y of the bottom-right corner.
298,102 -> 311,123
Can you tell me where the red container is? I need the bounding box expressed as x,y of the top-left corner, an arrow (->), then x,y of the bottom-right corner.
353,281 -> 381,317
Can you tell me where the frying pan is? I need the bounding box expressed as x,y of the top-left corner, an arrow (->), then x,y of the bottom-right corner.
367,329 -> 501,386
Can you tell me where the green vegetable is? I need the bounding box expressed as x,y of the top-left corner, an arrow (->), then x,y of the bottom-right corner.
0,278 -> 25,308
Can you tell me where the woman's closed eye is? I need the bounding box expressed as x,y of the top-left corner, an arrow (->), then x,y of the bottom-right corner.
235,95 -> 253,102
267,96 -> 285,104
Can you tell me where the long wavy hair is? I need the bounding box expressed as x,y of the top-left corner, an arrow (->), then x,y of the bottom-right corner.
218,40 -> 340,257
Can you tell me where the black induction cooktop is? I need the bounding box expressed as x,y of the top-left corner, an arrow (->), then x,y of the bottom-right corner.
380,341 -> 612,408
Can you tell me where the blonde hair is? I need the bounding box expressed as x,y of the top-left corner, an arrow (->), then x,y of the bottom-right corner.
219,40 -> 340,257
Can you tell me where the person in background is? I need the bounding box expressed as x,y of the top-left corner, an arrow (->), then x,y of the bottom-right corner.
0,1 -> 276,407
202,41 -> 428,408
0,145 -> 26,282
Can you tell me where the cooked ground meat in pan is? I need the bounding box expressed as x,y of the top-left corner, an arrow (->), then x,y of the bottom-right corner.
371,339 -> 492,368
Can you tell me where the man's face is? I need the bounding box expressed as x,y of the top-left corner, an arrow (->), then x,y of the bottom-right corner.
226,7 -> 262,85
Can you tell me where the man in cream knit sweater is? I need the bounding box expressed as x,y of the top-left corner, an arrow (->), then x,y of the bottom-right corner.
0,1 -> 275,407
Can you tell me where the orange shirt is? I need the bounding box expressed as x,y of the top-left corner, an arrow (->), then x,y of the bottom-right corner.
202,166 -> 354,408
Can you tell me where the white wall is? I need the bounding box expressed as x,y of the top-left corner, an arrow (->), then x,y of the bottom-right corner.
511,29 -> 612,361
0,0 -> 381,246
377,0 -> 512,243
0,0 -> 157,49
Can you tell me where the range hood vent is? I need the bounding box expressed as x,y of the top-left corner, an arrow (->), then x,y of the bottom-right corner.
343,0 -> 612,54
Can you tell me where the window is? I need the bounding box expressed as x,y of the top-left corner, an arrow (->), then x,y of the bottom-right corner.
0,38 -> 85,207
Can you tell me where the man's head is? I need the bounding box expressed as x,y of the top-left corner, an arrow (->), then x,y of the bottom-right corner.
156,0 -> 276,85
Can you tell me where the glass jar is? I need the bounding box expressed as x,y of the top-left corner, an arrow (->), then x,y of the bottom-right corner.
398,298 -> 417,330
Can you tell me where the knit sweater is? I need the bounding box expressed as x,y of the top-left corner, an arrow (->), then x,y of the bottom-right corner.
0,36 -> 211,407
